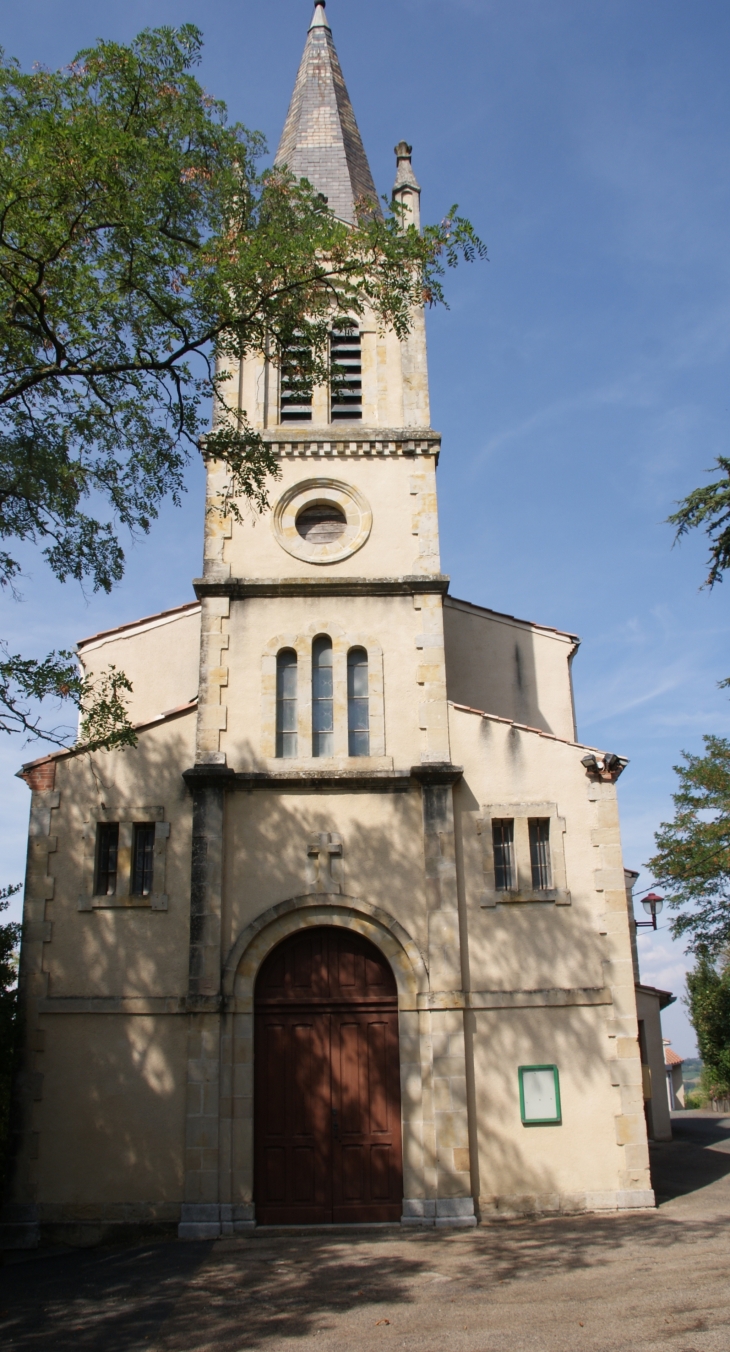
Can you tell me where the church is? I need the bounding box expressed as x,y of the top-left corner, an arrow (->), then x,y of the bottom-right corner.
4,2 -> 658,1246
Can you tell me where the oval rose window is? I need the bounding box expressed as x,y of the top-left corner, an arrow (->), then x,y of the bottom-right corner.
295,503 -> 346,544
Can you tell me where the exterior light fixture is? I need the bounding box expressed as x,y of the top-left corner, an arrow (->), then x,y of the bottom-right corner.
636,892 -> 664,931
580,752 -> 629,781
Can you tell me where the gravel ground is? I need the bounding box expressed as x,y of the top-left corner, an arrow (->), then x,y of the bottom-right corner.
1,1110 -> 729,1352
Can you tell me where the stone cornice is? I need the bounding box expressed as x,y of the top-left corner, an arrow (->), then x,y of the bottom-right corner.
36,986 -> 612,1015
193,575 -> 450,600
184,766 -> 412,793
182,764 -> 463,793
258,426 -> 441,460
410,763 -> 464,787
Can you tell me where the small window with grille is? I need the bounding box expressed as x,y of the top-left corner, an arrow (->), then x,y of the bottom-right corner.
131,823 -> 156,897
528,818 -> 552,890
347,647 -> 369,756
95,823 -> 119,896
330,324 -> 362,421
276,648 -> 298,758
279,337 -> 313,423
492,819 -> 515,890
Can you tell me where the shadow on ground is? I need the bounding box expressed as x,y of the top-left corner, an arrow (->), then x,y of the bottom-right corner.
650,1109 -> 730,1203
1,1113 -> 729,1351
0,1209 -> 727,1352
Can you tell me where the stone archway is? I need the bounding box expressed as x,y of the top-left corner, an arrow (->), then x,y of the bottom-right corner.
254,926 -> 403,1223
216,896 -> 428,1231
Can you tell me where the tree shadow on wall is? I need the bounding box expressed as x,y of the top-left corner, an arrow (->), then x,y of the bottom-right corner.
28,721 -> 199,1213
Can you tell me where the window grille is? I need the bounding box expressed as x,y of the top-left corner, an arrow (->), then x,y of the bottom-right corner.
330,325 -> 362,421
492,819 -> 515,890
528,818 -> 552,890
95,823 -> 119,896
295,503 -> 346,544
276,649 -> 298,758
347,647 -> 369,756
312,635 -> 334,757
279,337 -> 313,423
131,823 -> 155,897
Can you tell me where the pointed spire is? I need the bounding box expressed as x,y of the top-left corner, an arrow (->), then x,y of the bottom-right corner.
275,2 -> 381,225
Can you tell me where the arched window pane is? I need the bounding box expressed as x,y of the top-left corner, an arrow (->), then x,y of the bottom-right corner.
312,636 -> 334,757
313,635 -> 336,757
276,649 -> 298,758
347,647 -> 369,757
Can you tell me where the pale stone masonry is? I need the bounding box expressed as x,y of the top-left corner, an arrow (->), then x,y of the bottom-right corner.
2,1 -> 655,1248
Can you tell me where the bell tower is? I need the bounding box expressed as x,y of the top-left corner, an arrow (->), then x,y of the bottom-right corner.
196,0 -> 449,773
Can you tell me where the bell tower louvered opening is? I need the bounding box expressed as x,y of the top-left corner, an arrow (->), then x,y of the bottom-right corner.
330,325 -> 362,421
280,337 -> 313,423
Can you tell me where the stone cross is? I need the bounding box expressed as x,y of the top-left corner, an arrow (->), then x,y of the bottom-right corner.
306,832 -> 343,894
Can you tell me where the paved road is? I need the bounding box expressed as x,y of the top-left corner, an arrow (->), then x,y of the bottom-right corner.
2,1111 -> 729,1352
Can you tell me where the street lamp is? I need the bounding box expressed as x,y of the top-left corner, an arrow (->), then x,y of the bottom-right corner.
636,892 -> 664,931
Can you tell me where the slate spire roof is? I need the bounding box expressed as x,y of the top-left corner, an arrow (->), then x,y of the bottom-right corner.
275,1 -> 381,224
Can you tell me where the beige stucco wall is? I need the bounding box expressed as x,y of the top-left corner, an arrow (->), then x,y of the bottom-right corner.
444,598 -> 578,741
222,592 -> 434,771
39,712 -> 195,999
471,1005 -> 631,1210
223,788 -> 427,960
12,690 -> 654,1230
35,1014 -> 187,1209
223,454 -> 440,581
452,712 -> 614,991
635,987 -> 673,1142
77,605 -> 201,729
449,704 -> 651,1207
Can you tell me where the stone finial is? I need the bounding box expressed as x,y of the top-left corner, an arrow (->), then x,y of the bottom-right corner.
393,141 -> 421,229
309,0 -> 331,30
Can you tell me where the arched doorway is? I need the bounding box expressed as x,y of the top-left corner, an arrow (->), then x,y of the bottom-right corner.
254,925 -> 403,1224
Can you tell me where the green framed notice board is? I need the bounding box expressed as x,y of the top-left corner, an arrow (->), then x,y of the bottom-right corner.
518,1064 -> 562,1125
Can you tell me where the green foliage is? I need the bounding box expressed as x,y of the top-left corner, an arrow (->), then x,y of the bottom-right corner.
681,1056 -> 704,1095
648,735 -> 730,956
78,665 -> 136,752
669,456 -> 730,589
0,883 -> 21,1188
684,1089 -> 705,1109
0,645 -> 136,747
685,955 -> 730,1099
0,25 -> 485,748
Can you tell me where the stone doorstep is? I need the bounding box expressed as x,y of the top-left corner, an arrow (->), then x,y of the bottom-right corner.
177,1198 -> 479,1239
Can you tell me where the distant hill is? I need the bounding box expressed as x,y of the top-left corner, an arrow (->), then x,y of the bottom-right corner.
681,1058 -> 703,1093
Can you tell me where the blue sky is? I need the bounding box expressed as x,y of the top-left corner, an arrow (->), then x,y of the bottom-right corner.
3,0 -> 730,1055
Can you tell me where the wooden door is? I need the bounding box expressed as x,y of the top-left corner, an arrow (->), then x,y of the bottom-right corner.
254,927 -> 403,1224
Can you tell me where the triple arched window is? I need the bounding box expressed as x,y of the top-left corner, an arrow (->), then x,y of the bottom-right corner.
275,637 -> 370,759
